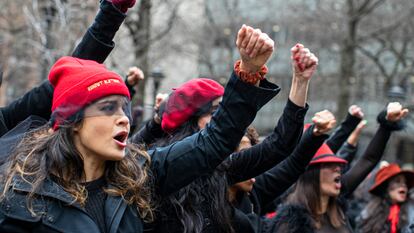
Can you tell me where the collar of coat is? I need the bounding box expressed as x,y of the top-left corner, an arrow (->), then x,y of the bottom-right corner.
9,175 -> 131,233
12,176 -> 80,207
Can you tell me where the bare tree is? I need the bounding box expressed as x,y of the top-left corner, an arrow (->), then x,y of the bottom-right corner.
124,0 -> 182,114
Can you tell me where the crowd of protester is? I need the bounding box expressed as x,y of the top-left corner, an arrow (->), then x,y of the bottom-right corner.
0,0 -> 412,232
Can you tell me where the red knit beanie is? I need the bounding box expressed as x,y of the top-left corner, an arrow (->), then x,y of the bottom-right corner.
48,56 -> 130,130
161,78 -> 224,133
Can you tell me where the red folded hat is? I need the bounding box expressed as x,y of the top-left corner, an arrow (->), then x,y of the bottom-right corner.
161,78 -> 224,133
369,163 -> 414,195
48,56 -> 130,130
309,143 -> 348,166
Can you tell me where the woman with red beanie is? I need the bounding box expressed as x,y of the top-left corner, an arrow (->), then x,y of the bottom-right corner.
271,103 -> 409,233
358,163 -> 414,233
0,21 -> 279,232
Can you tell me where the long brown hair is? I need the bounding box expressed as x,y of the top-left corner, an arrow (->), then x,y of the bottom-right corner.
287,165 -> 345,229
359,192 -> 408,233
0,121 -> 154,222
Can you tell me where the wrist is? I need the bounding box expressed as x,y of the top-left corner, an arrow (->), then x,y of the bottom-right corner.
240,60 -> 261,73
234,60 -> 268,86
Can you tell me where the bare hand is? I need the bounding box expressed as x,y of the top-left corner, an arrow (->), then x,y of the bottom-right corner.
153,93 -> 168,124
291,43 -> 318,81
386,102 -> 409,122
236,25 -> 274,73
312,110 -> 336,136
127,66 -> 144,86
348,105 -> 364,119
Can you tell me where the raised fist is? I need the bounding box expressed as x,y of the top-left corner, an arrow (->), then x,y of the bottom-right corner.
236,25 -> 275,73
386,102 -> 409,122
312,110 -> 336,136
153,93 -> 168,124
348,105 -> 364,119
126,66 -> 144,86
291,43 -> 318,81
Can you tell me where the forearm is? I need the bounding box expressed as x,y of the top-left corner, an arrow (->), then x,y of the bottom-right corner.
288,77 -> 309,107
226,99 -> 308,184
342,126 -> 391,195
1,81 -> 53,133
326,113 -> 361,153
72,0 -> 126,63
254,126 -> 328,207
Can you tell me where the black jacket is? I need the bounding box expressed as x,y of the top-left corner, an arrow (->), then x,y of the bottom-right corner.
232,126 -> 328,233
150,99 -> 309,233
0,72 -> 279,233
0,0 -> 123,138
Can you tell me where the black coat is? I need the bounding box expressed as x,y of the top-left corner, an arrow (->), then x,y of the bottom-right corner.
0,72 -> 279,233
231,126 -> 328,233
149,98 -> 303,233
0,0 -> 122,138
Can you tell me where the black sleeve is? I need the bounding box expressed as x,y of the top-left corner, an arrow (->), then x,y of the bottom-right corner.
326,113 -> 361,153
71,0 -> 126,62
0,0 -> 125,137
341,126 -> 391,196
225,99 -> 308,184
253,126 -> 328,211
337,142 -> 358,174
148,73 -> 280,196
0,81 -> 53,136
129,118 -> 164,146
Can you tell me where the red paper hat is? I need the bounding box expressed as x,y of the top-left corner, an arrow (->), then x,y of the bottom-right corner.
309,143 -> 348,166
49,56 -> 130,130
161,78 -> 224,133
369,163 -> 414,195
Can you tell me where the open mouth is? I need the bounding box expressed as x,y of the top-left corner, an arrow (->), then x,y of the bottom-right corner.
334,176 -> 341,184
399,189 -> 407,195
113,131 -> 128,145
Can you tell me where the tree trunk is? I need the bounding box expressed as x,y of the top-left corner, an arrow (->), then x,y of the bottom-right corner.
337,3 -> 358,119
132,0 -> 152,124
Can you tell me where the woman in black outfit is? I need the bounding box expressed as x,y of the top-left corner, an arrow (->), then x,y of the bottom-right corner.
140,41 -> 321,233
0,23 -> 279,233
272,102 -> 409,233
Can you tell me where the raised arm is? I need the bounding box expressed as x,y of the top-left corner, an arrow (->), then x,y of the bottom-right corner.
336,120 -> 367,173
253,110 -> 336,210
342,102 -> 408,195
0,0 -> 133,136
225,44 -> 319,184
149,25 -> 280,196
72,0 -> 134,62
326,105 -> 363,153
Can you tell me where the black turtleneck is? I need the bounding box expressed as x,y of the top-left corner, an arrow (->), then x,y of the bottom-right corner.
84,176 -> 107,233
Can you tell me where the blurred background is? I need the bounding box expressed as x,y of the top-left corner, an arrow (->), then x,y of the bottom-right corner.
1,0 -> 414,165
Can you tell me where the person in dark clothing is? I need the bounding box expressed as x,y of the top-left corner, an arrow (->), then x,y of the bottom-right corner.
228,110 -> 337,233
335,119 -> 367,230
262,105 -> 365,216
271,102 -> 409,233
0,0 -> 130,138
141,42 -> 318,233
358,163 -> 414,233
0,23 -> 279,233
